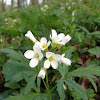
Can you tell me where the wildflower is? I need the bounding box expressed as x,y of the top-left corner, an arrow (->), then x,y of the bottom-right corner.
41,5 -> 48,12
44,5 -> 49,9
0,39 -> 3,42
17,36 -> 19,39
44,52 -> 60,69
37,37 -> 51,50
25,31 -> 37,43
5,22 -> 8,24
66,2 -> 69,6
61,7 -> 64,10
12,38 -> 15,40
50,29 -> 71,45
41,7 -> 46,12
24,43 -> 43,68
5,19 -> 7,22
60,54 -> 71,66
72,11 -> 76,16
59,54 -> 65,64
13,19 -> 17,23
68,6 -> 71,9
72,2 -> 76,5
38,67 -> 46,79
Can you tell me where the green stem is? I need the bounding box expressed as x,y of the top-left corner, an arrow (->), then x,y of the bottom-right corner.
50,47 -> 53,52
42,79 -> 49,92
46,70 -> 49,89
42,79 -> 52,100
42,71 -> 52,100
49,94 -> 52,100
50,84 -> 57,93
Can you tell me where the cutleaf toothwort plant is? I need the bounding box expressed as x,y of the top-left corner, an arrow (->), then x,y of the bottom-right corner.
24,29 -> 71,79
1,29 -> 100,100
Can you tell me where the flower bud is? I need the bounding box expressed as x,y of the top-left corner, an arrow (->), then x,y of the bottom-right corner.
38,68 -> 46,79
61,35 -> 71,45
25,31 -> 37,43
63,84 -> 67,90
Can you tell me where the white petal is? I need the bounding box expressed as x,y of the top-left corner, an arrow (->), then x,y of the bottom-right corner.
40,37 -> 47,44
61,35 -> 71,45
61,57 -> 71,66
25,31 -> 37,43
51,61 -> 58,69
38,52 -> 43,60
44,59 -> 50,69
24,50 -> 35,59
50,37 -> 57,43
53,54 -> 61,61
38,68 -> 46,79
33,42 -> 41,52
62,54 -> 65,57
41,41 -> 51,50
47,41 -> 51,47
51,29 -> 57,38
57,42 -> 65,45
29,58 -> 39,68
46,52 -> 54,58
58,33 -> 65,41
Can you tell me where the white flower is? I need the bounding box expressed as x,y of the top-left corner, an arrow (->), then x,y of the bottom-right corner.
61,7 -> 64,10
44,5 -> 49,9
13,19 -> 17,23
72,2 -> 76,5
24,43 -> 43,68
41,7 -> 46,12
68,6 -> 71,9
5,22 -> 8,24
44,52 -> 60,69
72,11 -> 76,16
12,38 -> 15,40
66,2 -> 69,6
59,54 -> 65,64
17,36 -> 19,39
0,39 -> 3,42
60,54 -> 71,66
41,5 -> 48,12
50,29 -> 71,45
25,31 -> 37,43
5,18 -> 7,22
38,68 -> 46,79
37,37 -> 51,50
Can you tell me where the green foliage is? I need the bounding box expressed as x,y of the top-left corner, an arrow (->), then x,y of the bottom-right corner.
56,80 -> 65,100
24,75 -> 37,95
0,0 -> 100,99
65,79 -> 87,100
86,89 -> 96,99
3,93 -> 49,100
67,65 -> 100,78
0,48 -> 38,91
86,77 -> 97,92
88,46 -> 100,56
71,91 -> 81,100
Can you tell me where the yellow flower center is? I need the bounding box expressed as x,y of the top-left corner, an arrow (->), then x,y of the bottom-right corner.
49,56 -> 55,61
42,42 -> 47,48
34,53 -> 39,59
55,36 -> 59,42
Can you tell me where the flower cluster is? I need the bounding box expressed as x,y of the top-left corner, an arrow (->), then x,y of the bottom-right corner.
41,5 -> 49,12
24,29 -> 71,79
